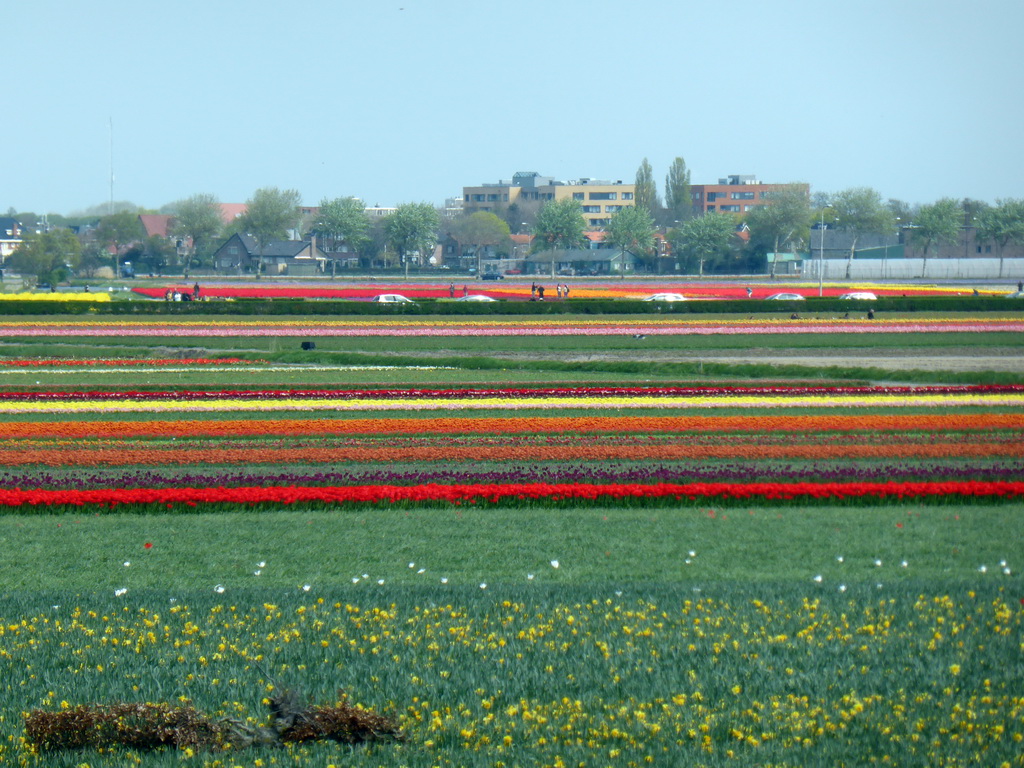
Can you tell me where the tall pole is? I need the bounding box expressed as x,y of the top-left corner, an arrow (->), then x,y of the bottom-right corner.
818,208 -> 826,297
109,117 -> 119,279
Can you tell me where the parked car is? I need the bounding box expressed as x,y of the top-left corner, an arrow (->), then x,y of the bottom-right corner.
764,292 -> 805,301
839,292 -> 878,301
642,293 -> 686,302
455,294 -> 497,302
480,273 -> 505,280
370,293 -> 414,303
1005,291 -> 1024,299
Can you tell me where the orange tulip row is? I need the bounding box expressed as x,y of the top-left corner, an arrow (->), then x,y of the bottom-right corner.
0,412 -> 1020,439
2,440 -> 1020,467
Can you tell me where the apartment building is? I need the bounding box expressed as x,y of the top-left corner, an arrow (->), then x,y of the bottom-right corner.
463,171 -> 636,229
690,174 -> 808,215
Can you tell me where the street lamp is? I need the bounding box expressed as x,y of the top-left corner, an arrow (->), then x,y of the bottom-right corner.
817,206 -> 833,297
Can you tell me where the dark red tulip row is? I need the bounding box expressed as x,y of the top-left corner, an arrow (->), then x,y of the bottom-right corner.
1,480 -> 1021,509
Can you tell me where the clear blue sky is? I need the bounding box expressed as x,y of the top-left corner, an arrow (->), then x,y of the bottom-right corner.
5,0 -> 1022,215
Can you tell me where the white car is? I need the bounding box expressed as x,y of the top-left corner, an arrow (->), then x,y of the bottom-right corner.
839,292 -> 878,301
454,294 -> 497,302
1005,291 -> 1024,299
642,293 -> 687,302
371,293 -> 414,303
764,292 -> 805,301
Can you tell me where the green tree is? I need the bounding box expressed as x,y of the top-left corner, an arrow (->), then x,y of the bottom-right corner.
383,203 -> 441,269
238,187 -> 302,275
449,211 -> 511,273
634,158 -> 660,216
606,205 -> 656,269
663,156 -> 692,225
907,198 -> 962,266
828,187 -> 894,278
8,228 -> 82,285
532,198 -> 587,252
96,211 -> 144,277
313,197 -> 370,268
744,185 -> 811,276
668,213 -> 736,276
169,194 -> 222,276
976,199 -> 1024,276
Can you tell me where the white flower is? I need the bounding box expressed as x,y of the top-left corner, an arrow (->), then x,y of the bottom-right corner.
838,584 -> 847,592
114,588 -> 127,597
351,577 -> 360,583
408,562 -> 415,569
874,559 -> 882,567
999,560 -> 1007,567
688,550 -> 696,557
527,573 -> 535,580
836,556 -> 844,563
377,579 -> 385,585
440,577 -> 448,584
302,584 -> 311,592
978,565 -> 988,573
550,560 -> 560,569
257,561 -> 266,568
684,559 -> 691,565
362,573 -> 369,579
253,569 -> 261,576
479,582 -> 487,589
876,583 -> 883,589
417,568 -> 426,574
214,584 -> 225,593
615,590 -> 623,597
1004,567 -> 1012,575
813,574 -> 823,583
900,560 -> 908,568
123,561 -> 131,567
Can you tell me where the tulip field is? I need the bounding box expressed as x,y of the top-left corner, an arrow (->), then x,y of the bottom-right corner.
0,301 -> 1022,767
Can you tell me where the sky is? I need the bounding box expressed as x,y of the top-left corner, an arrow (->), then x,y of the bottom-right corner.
4,0 -> 1023,216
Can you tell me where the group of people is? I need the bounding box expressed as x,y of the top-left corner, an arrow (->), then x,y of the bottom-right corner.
164,283 -> 202,302
530,282 -> 570,300
448,283 -> 469,298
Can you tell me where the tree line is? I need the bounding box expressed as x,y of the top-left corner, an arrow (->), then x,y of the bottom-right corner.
7,168 -> 1024,283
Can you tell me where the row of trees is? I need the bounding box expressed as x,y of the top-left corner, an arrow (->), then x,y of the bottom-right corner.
8,173 -> 1024,281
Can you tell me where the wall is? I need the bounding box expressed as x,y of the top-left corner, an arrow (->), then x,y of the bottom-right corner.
803,258 -> 1024,282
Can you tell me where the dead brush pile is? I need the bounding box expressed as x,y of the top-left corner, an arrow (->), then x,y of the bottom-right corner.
24,690 -> 402,753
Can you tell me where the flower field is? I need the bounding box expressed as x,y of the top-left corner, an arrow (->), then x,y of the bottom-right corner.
2,316 -> 1023,338
129,280 -> 1008,301
0,318 -> 1022,766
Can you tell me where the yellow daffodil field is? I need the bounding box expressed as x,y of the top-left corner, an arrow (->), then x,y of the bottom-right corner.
0,302 -> 1022,767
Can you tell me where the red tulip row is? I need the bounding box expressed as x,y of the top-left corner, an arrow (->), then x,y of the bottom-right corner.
1,481 -> 1021,509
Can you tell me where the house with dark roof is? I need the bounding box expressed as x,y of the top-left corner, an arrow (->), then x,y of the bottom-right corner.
0,217 -> 23,265
211,233 -> 327,276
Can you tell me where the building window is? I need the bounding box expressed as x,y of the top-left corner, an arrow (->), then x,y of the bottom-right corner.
731,192 -> 755,199
573,193 -> 585,200
707,205 -> 716,211
473,194 -> 485,202
720,205 -> 741,212
622,192 -> 634,200
606,205 -> 623,213
589,192 -> 617,200
582,206 -> 602,213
